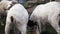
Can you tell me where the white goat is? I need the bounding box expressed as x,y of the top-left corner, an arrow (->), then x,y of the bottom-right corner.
5,3 -> 29,34
30,1 -> 60,34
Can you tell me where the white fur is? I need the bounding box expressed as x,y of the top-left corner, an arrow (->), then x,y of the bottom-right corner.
30,1 -> 60,34
5,4 -> 29,34
0,1 -> 13,12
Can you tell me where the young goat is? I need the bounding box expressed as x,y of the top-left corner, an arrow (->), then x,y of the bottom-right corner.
30,1 -> 60,34
5,3 -> 29,34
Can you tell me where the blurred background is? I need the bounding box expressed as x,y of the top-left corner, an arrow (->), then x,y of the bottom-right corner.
0,0 -> 60,34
